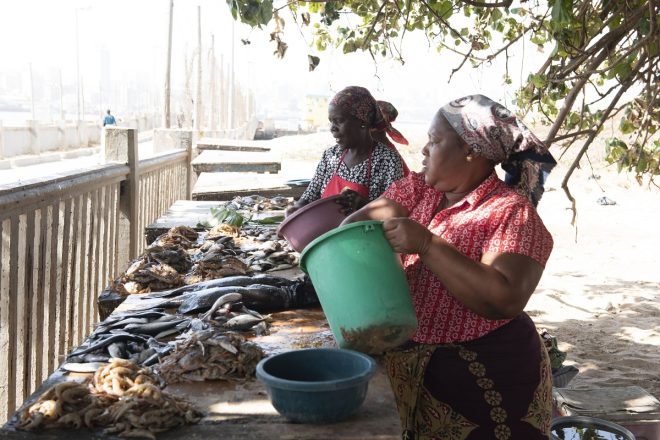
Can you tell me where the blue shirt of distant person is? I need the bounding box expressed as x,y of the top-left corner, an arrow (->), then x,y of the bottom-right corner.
103,110 -> 117,127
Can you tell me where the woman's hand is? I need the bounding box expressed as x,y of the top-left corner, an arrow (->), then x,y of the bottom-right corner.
335,189 -> 367,215
285,200 -> 307,217
382,218 -> 432,255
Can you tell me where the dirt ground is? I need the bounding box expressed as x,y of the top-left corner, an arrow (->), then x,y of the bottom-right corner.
270,123 -> 660,401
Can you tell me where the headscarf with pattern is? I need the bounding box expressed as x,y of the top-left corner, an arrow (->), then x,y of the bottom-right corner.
438,94 -> 556,206
376,100 -> 409,145
329,86 -> 384,129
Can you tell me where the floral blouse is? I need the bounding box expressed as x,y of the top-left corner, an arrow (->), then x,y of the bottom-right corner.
299,142 -> 405,204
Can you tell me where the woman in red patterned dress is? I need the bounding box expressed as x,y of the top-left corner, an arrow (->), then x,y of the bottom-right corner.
343,94 -> 557,440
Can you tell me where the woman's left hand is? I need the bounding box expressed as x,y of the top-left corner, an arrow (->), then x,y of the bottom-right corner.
382,218 -> 432,255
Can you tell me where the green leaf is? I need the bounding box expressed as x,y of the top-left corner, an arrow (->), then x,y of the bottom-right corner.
619,118 -> 635,134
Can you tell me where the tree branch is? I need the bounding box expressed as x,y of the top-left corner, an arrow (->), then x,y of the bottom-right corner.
362,0 -> 388,49
449,47 -> 473,82
419,0 -> 467,42
545,39 -> 620,147
561,57 -> 644,224
459,0 -> 512,7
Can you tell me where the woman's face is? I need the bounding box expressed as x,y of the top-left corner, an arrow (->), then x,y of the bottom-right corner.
328,104 -> 368,150
422,110 -> 472,191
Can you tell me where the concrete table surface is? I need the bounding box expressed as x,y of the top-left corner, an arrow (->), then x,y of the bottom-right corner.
192,172 -> 307,201
1,296 -> 401,440
196,137 -> 272,152
191,151 -> 281,174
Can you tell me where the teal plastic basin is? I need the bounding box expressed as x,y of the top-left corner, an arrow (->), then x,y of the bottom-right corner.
256,348 -> 376,424
300,221 -> 417,354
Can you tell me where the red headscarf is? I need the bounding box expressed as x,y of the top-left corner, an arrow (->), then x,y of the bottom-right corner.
376,100 -> 409,145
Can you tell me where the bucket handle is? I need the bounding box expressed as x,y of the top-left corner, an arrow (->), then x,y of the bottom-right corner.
362,221 -> 383,233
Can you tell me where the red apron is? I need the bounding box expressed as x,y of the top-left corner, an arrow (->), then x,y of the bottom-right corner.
321,149 -> 372,199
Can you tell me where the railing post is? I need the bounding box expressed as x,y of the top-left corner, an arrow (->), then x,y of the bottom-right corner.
0,120 -> 4,159
28,120 -> 40,155
184,131 -> 194,200
104,127 -> 139,263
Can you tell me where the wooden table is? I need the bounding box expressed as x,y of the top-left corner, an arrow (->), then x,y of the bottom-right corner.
1,296 -> 402,440
192,172 -> 308,201
191,151 -> 281,175
196,137 -> 271,152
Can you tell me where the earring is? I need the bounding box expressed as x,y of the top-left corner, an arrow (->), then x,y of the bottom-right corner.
466,155 -> 473,162
360,124 -> 366,128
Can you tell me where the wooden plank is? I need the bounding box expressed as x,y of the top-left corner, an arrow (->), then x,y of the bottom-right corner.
47,202 -> 61,376
191,150 -> 281,175
90,188 -> 102,332
23,211 -> 36,399
64,197 -> 80,355
99,186 -> 111,321
196,137 -> 271,152
40,205 -> 54,381
35,208 -> 48,386
0,219 -> 10,421
7,216 -> 20,415
108,185 -> 118,284
127,130 -> 139,261
75,195 -> 89,348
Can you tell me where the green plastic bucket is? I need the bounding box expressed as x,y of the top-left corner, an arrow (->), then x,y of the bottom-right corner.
300,221 -> 417,354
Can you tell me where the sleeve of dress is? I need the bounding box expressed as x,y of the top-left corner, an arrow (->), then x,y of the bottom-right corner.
299,149 -> 331,204
382,172 -> 427,212
483,201 -> 554,266
373,149 -> 405,199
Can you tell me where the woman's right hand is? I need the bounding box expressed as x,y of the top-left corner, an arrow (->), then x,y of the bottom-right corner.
382,217 -> 432,255
285,200 -> 307,217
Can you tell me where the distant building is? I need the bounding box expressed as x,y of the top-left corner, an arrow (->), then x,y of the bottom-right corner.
305,94 -> 328,131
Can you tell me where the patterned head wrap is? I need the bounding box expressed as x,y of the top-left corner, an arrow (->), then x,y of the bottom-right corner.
376,100 -> 409,145
439,94 -> 556,206
329,86 -> 385,129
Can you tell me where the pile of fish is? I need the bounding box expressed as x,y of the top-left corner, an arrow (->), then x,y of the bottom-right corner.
17,359 -> 202,439
63,311 -> 185,370
66,274 -> 317,377
225,194 -> 291,212
157,328 -> 264,384
113,223 -> 298,295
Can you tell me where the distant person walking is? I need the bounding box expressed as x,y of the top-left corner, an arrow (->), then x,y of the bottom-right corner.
103,109 -> 117,127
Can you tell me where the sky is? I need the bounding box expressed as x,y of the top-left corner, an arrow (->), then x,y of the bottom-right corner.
0,0 -> 548,124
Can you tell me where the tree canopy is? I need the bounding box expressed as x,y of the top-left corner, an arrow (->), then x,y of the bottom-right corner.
226,0 -> 659,212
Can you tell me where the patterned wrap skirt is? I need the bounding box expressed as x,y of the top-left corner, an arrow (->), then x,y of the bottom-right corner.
385,313 -> 552,440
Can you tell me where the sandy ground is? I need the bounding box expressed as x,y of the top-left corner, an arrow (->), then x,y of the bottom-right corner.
270,123 -> 660,402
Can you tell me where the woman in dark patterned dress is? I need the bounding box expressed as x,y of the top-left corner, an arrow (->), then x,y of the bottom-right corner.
285,86 -> 405,216
343,94 -> 557,440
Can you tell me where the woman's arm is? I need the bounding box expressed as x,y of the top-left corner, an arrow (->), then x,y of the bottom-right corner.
382,218 -> 544,320
286,150 -> 331,216
341,196 -> 408,225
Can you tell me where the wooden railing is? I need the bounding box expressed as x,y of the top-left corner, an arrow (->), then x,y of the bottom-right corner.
136,152 -> 190,254
0,127 -> 193,421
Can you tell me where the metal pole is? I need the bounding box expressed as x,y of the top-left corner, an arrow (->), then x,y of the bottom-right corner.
29,63 -> 36,120
229,19 -> 235,129
209,34 -> 216,131
163,0 -> 174,128
194,6 -> 202,133
75,8 -> 81,121
59,69 -> 64,121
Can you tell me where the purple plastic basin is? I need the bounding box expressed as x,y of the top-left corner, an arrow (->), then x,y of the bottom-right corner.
277,195 -> 346,252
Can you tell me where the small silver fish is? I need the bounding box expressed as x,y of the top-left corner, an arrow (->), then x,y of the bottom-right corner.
224,314 -> 266,331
